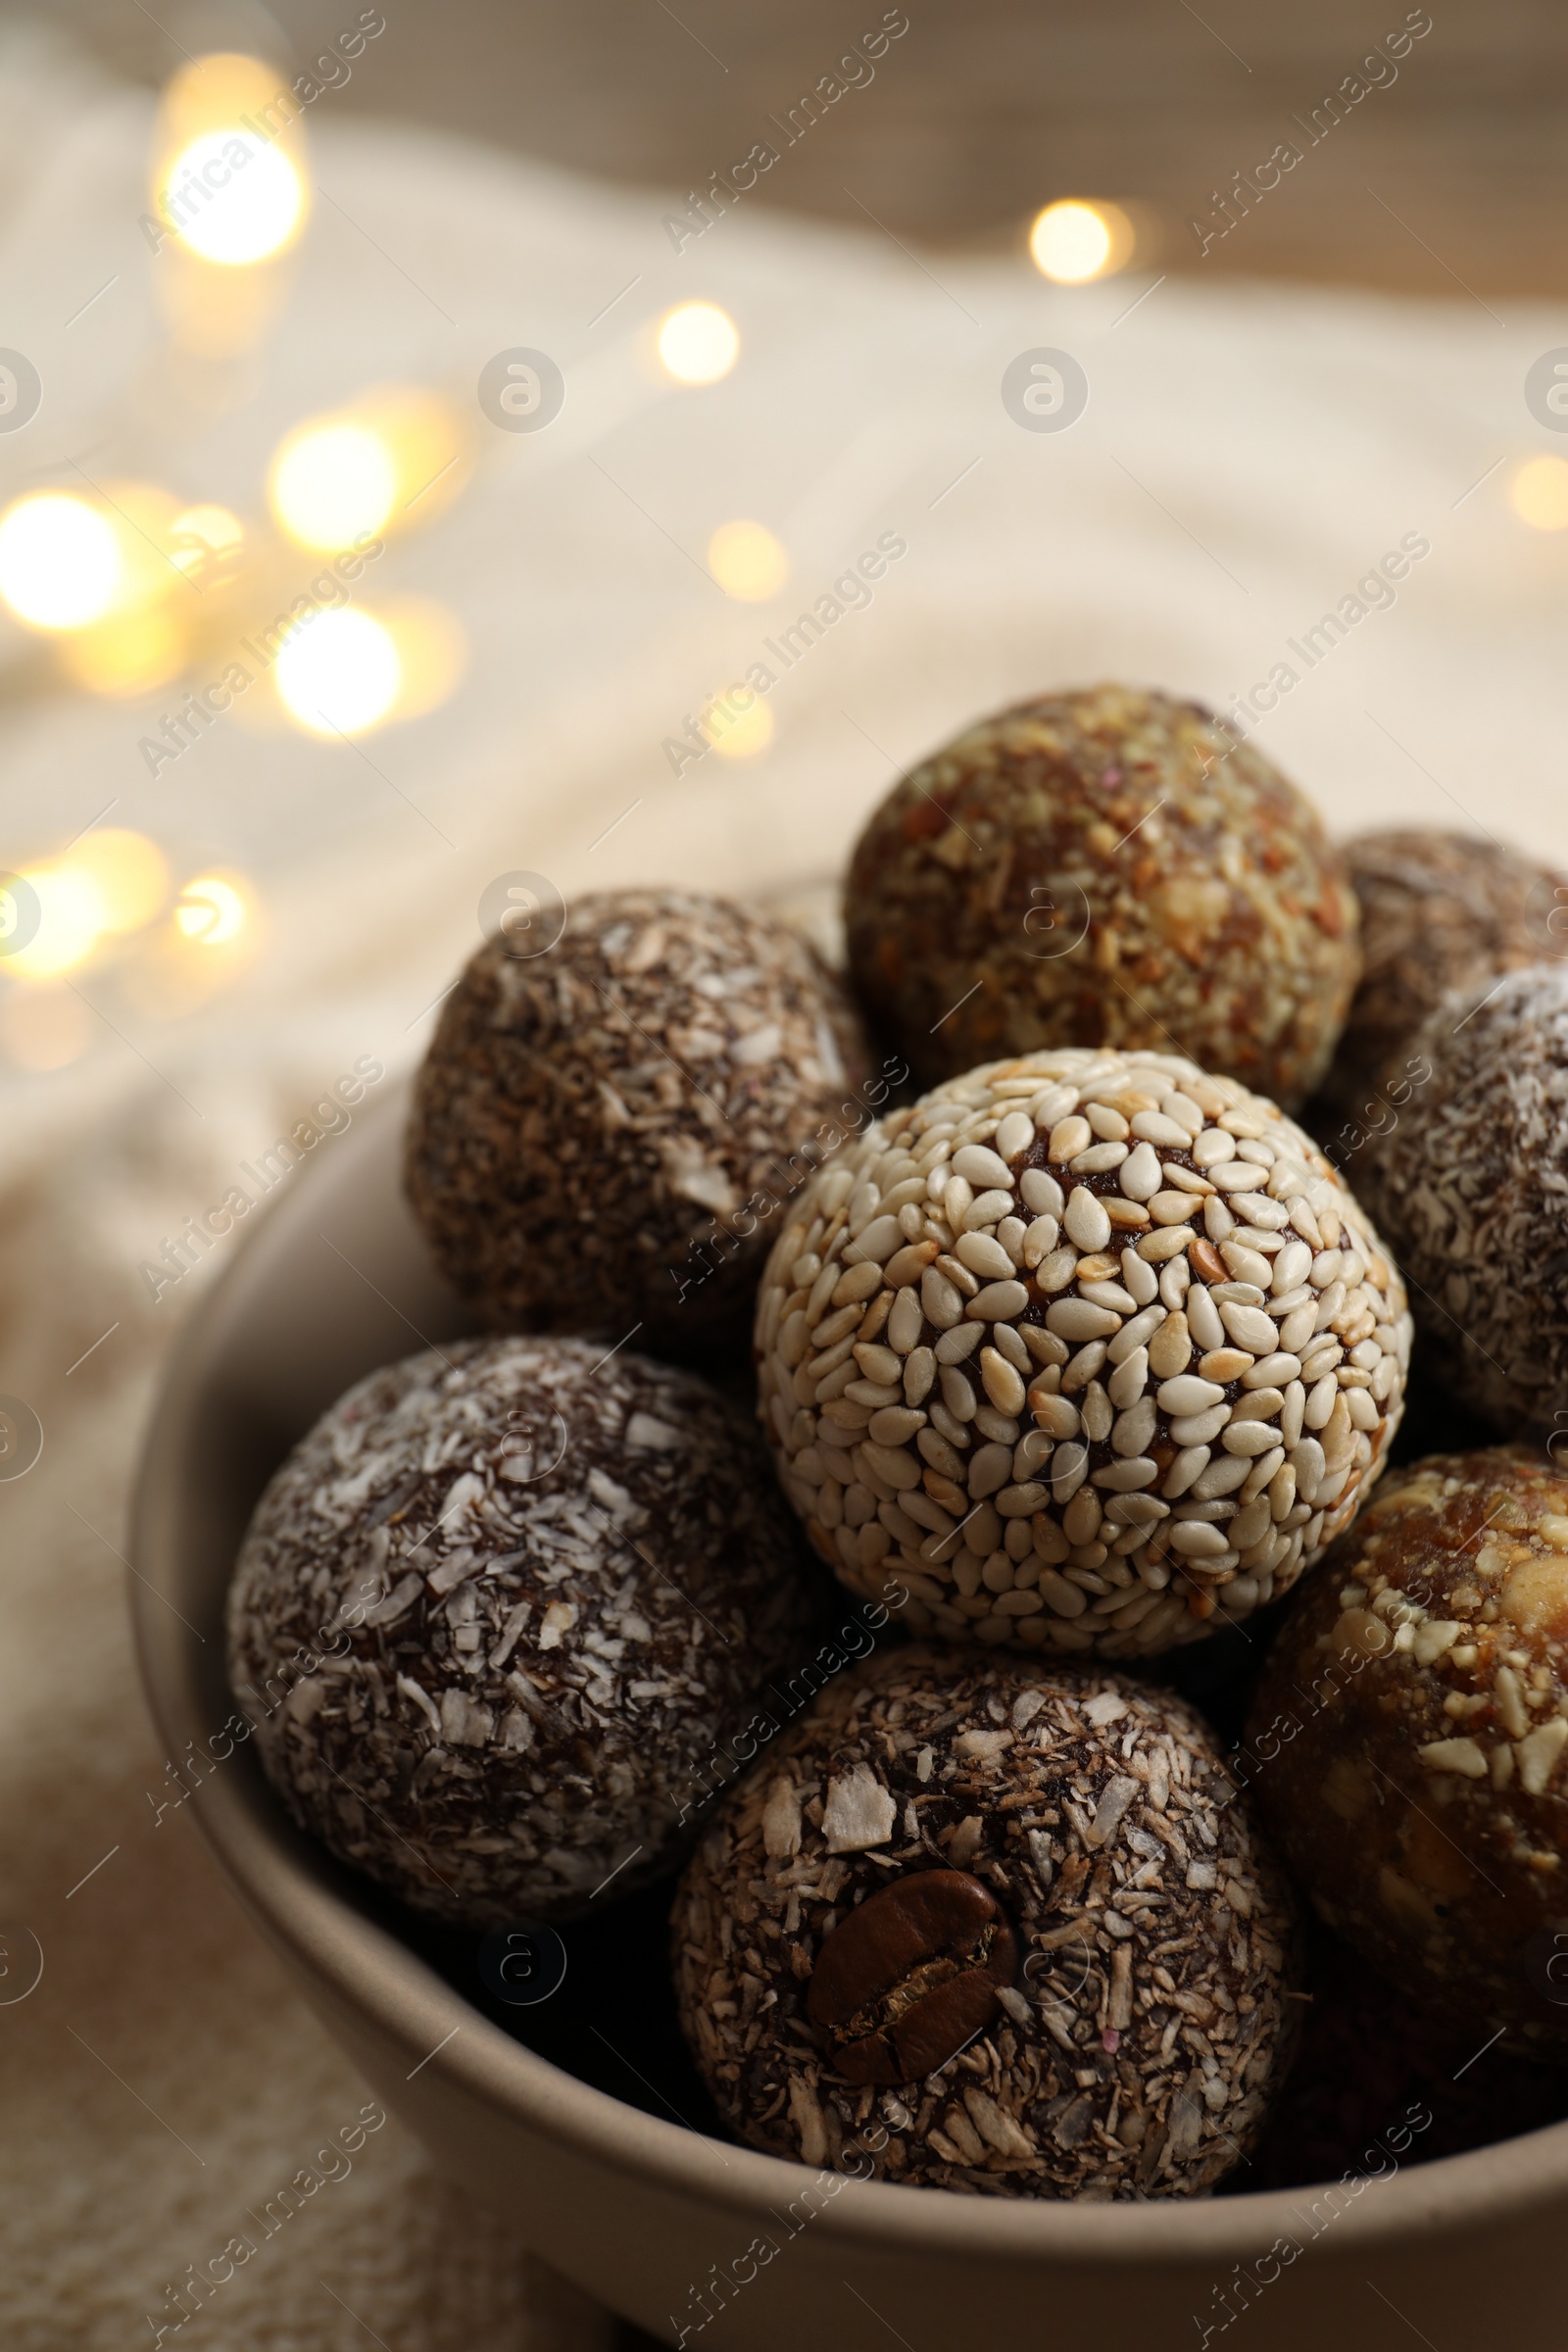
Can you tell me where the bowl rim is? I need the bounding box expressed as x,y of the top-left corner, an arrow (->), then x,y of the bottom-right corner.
127,1084 -> 1568,2269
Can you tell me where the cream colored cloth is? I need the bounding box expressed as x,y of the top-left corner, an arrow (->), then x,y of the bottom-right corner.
2,21 -> 1566,2351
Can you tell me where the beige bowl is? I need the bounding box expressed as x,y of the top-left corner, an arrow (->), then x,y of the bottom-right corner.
131,1080 -> 1568,2348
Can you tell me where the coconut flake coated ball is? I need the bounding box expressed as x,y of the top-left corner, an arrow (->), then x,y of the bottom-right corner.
1357,964 -> 1568,1437
673,1645 -> 1300,2198
405,889 -> 872,1354
226,1337 -> 819,1927
1319,828 -> 1563,1121
754,1046 -> 1410,1658
1246,1447 -> 1568,2056
845,685 -> 1359,1105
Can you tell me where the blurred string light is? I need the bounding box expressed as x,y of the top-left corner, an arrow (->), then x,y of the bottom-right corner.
170,504 -> 246,583
657,303 -> 740,385
71,831 -> 170,934
149,54 -> 310,357
0,481 -> 239,698
152,55 -> 309,268
0,495 -> 122,629
4,865 -> 103,980
708,518 -> 788,601
165,128 -> 305,266
707,696 -> 773,760
269,388 -> 469,552
271,421 -> 396,549
118,867 -> 258,1023
1511,455 -> 1568,531
64,608 -> 190,698
275,606 -> 400,733
272,597 -> 466,737
1028,199 -> 1135,284
377,597 -> 467,721
1,831 -> 169,982
175,874 -> 248,943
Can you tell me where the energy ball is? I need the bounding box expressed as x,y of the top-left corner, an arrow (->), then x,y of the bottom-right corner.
1245,1447 -> 1568,2057
226,1336 -> 818,1927
406,889 -> 871,1354
1358,963 -> 1568,1435
1320,827 -> 1563,1120
672,1645 -> 1299,2198
755,1045 -> 1410,1658
845,685 -> 1358,1104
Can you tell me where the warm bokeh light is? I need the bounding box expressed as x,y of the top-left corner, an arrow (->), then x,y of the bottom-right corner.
1511,455 -> 1568,531
708,518 -> 788,601
164,129 -> 304,265
657,302 -> 740,385
376,597 -> 467,721
42,483 -> 209,691
175,874 -> 248,945
275,607 -> 402,735
0,984 -> 94,1073
170,504 -> 245,580
3,863 -> 105,980
1029,199 -> 1134,284
0,830 -> 171,983
708,696 -> 774,760
70,831 -> 169,935
0,495 -> 122,631
270,420 -> 397,552
269,390 -> 468,552
150,57 -> 311,355
61,607 -> 190,698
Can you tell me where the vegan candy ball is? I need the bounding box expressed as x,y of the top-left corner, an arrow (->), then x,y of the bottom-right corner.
405,888 -> 871,1354
845,684 -> 1359,1104
755,1045 -> 1410,1656
1320,827 -> 1562,1119
1357,962 -> 1568,1435
1246,1448 -> 1568,2056
226,1337 -> 818,1927
672,1646 -> 1299,2198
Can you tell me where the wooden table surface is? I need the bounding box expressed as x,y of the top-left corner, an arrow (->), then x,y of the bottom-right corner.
57,0 -> 1568,295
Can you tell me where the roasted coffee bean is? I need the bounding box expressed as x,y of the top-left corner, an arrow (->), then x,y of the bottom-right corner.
806,1867 -> 1019,2084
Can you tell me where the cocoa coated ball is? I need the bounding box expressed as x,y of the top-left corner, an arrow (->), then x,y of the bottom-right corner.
1357,962 -> 1568,1435
406,889 -> 872,1354
673,1645 -> 1300,2197
227,1336 -> 818,1927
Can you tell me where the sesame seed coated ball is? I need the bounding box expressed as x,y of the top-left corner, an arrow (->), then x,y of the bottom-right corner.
405,889 -> 871,1355
226,1337 -> 819,1928
754,1045 -> 1411,1657
1246,1447 -> 1568,2056
845,684 -> 1359,1106
1357,963 -> 1568,1436
1319,827 -> 1564,1121
673,1645 -> 1300,2198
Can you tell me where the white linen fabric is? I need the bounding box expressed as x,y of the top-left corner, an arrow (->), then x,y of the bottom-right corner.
0,21 -> 1563,2348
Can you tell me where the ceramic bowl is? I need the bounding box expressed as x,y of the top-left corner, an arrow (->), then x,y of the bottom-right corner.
130,1080 -> 1568,2348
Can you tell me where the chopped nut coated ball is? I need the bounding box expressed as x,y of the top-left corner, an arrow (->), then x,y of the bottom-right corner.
754,1044 -> 1410,1656
1246,1448 -> 1568,2057
406,889 -> 872,1353
227,1337 -> 818,1927
673,1646 -> 1299,2197
846,685 -> 1359,1104
1320,827 -> 1563,1122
